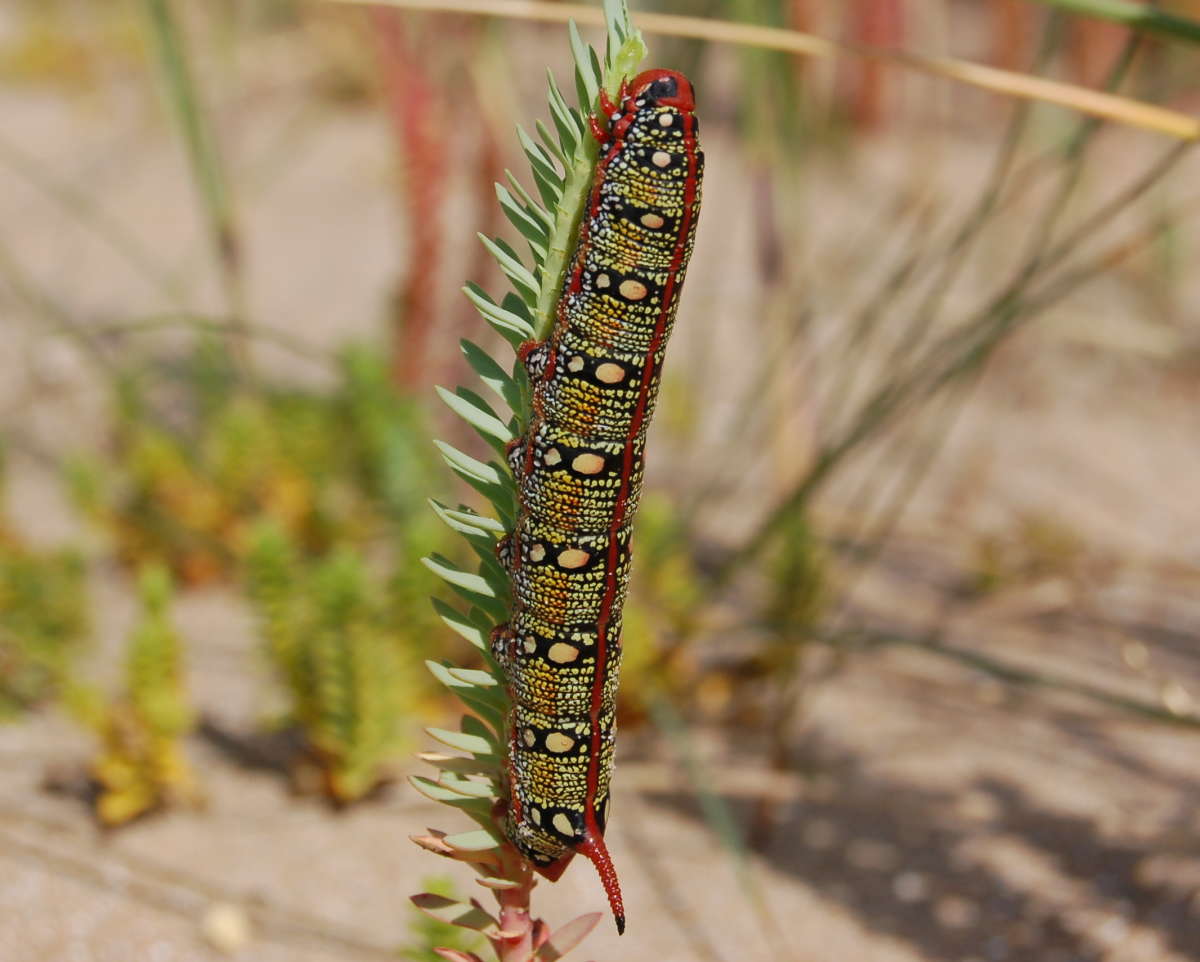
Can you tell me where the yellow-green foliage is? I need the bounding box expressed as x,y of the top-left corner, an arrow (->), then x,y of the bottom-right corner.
618,494 -> 707,720
247,526 -> 418,803
69,346 -> 446,586
764,509 -> 826,645
0,453 -> 89,719
969,511 -> 1084,595
85,565 -> 201,825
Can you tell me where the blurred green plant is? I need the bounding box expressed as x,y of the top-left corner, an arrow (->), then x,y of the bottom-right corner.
68,344 -> 446,586
968,511 -> 1084,596
246,525 -> 420,803
0,449 -> 90,720
74,564 -> 202,826
617,494 -> 707,723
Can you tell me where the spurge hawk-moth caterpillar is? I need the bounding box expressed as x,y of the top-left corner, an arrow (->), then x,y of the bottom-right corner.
490,68 -> 704,935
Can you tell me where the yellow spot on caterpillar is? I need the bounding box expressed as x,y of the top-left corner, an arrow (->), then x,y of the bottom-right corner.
545,732 -> 575,753
552,813 -> 574,836
523,729 -> 536,747
531,807 -> 542,825
595,362 -> 625,384
619,279 -> 648,301
557,548 -> 589,569
595,273 -> 611,289
658,113 -> 673,127
641,212 -> 665,229
543,447 -> 562,466
523,636 -> 537,654
548,642 -> 579,664
572,453 -> 605,475
567,355 -> 585,372
529,543 -> 546,562
652,150 -> 671,167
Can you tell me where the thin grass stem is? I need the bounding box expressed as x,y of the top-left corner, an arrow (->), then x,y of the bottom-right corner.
140,0 -> 250,371
324,0 -> 1200,140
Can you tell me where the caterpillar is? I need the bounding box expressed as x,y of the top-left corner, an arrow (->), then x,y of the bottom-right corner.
490,68 -> 703,935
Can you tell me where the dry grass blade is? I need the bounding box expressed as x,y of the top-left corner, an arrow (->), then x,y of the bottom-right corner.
322,0 -> 1200,141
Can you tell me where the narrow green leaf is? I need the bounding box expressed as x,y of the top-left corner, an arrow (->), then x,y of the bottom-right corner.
448,667 -> 500,688
496,184 -> 549,243
569,20 -> 600,108
426,659 -> 477,690
460,338 -> 519,409
461,714 -> 500,751
517,126 -> 565,191
478,233 -> 539,304
409,776 -> 494,812
418,751 -> 495,776
422,554 -> 496,598
429,499 -> 494,541
432,440 -> 502,486
441,828 -> 502,853
545,70 -> 581,155
424,661 -> 506,718
535,120 -> 567,167
445,581 -> 509,627
502,292 -> 534,327
426,727 -> 495,756
529,162 -> 565,215
431,598 -> 489,650
436,386 -> 512,444
445,503 -> 506,534
457,696 -> 506,741
505,171 -> 554,232
473,551 -> 509,595
438,773 -> 495,799
588,46 -> 604,97
462,283 -> 534,343
605,0 -> 624,68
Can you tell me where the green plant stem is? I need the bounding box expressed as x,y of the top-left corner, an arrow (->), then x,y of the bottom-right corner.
823,23 -> 1145,628
140,0 -> 250,372
823,12 -> 1067,447
710,136 -> 1192,591
1029,0 -> 1200,44
836,629 -> 1200,730
86,313 -> 334,368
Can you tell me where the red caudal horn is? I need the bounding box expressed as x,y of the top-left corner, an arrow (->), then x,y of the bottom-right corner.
576,832 -> 626,935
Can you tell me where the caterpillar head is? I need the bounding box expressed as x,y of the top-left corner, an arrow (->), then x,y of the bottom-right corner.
593,69 -> 696,145
626,69 -> 695,113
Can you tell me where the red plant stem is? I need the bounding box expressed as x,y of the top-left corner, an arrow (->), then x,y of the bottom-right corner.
462,65 -> 505,336
989,0 -> 1035,70
372,9 -> 449,390
490,847 -> 537,962
1068,16 -> 1131,88
848,0 -> 905,128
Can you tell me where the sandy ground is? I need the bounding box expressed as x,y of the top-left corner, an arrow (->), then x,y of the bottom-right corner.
3,10 -> 1200,962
